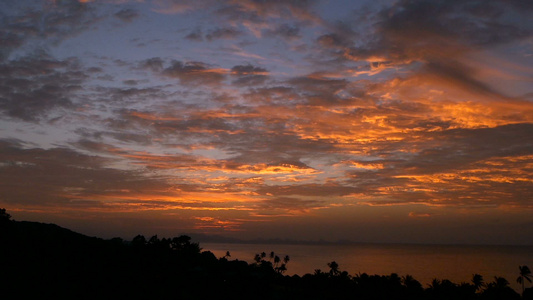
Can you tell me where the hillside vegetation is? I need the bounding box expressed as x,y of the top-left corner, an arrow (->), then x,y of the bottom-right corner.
1,209 -> 530,300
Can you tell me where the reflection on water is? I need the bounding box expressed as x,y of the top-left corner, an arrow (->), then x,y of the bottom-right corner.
203,243 -> 533,291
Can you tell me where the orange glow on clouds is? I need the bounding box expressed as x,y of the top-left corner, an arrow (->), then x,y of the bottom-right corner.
2,0 -> 533,244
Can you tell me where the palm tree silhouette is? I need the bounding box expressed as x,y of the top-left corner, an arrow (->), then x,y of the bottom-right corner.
402,274 -> 422,291
274,255 -> 281,268
472,274 -> 484,292
429,278 -> 441,290
517,265 -> 532,295
276,263 -> 287,274
493,276 -> 510,289
254,253 -> 262,264
327,261 -> 340,276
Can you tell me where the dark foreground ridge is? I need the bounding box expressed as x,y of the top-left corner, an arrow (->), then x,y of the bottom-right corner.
1,210 -> 531,300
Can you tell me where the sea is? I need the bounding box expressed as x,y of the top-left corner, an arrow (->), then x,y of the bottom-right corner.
202,243 -> 533,292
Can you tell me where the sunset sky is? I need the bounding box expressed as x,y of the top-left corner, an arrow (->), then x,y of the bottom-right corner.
1,0 -> 532,245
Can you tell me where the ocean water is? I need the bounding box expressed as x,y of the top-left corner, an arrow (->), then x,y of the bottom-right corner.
202,243 -> 533,291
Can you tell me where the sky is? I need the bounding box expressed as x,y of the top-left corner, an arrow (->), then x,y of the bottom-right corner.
1,0 -> 532,245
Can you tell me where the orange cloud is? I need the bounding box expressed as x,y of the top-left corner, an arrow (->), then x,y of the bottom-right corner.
408,212 -> 431,218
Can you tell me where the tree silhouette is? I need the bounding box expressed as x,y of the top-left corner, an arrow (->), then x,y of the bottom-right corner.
402,274 -> 415,285
131,234 -> 147,247
327,261 -> 340,276
148,234 -> 159,245
274,255 -> 280,268
472,273 -> 484,292
483,276 -> 521,300
283,255 -> 290,265
517,265 -> 532,295
4,213 -> 529,300
254,253 -> 262,264
402,274 -> 423,293
0,208 -> 11,223
276,263 -> 287,274
494,276 -> 510,288
428,278 -> 441,290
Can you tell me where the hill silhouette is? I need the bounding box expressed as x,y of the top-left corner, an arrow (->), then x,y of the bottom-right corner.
1,210 -> 530,300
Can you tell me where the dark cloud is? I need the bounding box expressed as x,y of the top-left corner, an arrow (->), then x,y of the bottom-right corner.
317,33 -> 351,49
120,106 -> 249,143
421,60 -> 508,99
189,112 -> 336,164
312,0 -> 533,99
139,57 -> 164,72
114,8 -> 139,22
0,0 -> 97,62
242,86 -> 300,104
185,28 -> 203,41
77,125 -> 154,145
341,123 -> 533,207
206,27 -> 243,41
265,24 -> 301,40
123,79 -> 138,86
256,183 -> 358,197
215,0 -> 320,24
231,64 -> 268,75
356,123 -> 533,176
0,5 -> 39,61
0,139 -> 170,207
87,66 -> 103,73
378,0 -> 533,49
151,0 -> 220,14
223,132 -> 334,165
230,64 -> 269,86
0,32 -> 26,62
425,123 -> 533,163
73,139 -> 201,169
288,75 -> 349,106
335,0 -> 533,65
0,51 -> 86,121
215,4 -> 261,23
314,20 -> 359,55
116,101 -> 336,167
96,86 -> 164,104
0,139 -> 237,214
259,196 -> 325,212
162,60 -> 226,86
185,26 -> 244,42
311,0 -> 533,108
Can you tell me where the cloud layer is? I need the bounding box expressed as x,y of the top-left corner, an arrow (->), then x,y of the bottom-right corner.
0,0 -> 532,244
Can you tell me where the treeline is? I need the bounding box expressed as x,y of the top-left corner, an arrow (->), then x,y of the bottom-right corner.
1,210 -> 531,300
